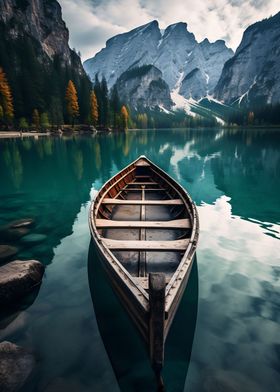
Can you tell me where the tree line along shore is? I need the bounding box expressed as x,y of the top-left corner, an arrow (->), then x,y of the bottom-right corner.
0,67 -> 130,132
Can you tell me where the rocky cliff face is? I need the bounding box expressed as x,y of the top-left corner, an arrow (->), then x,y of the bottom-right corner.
0,0 -> 82,70
180,39 -> 233,99
84,20 -> 233,102
115,65 -> 172,109
85,21 -> 161,90
0,0 -> 91,119
215,12 -> 280,105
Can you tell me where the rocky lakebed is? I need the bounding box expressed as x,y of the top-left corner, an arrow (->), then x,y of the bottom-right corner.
0,218 -> 45,391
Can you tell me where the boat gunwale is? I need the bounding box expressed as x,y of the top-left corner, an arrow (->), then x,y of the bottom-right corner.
89,155 -> 199,316
89,160 -> 150,311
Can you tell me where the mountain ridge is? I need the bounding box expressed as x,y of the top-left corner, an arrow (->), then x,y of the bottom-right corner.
215,11 -> 280,105
83,19 -> 233,104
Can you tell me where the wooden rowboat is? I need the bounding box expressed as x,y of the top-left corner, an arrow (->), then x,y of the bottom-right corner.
89,155 -> 199,386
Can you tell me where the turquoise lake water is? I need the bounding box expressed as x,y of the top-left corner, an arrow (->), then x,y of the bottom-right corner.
0,129 -> 279,391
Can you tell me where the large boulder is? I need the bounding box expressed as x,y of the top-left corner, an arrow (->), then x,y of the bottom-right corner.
0,341 -> 35,392
0,260 -> 45,306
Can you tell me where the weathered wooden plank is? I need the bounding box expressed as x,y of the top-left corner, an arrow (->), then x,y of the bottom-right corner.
134,276 -> 171,290
123,188 -> 166,191
102,238 -> 189,250
102,198 -> 184,205
149,273 -> 165,386
139,187 -> 146,277
96,218 -> 191,229
129,182 -> 158,185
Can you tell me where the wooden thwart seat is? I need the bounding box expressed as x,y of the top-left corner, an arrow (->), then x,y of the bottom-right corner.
96,218 -> 191,229
102,198 -> 184,205
102,238 -> 189,251
123,188 -> 166,191
130,182 -> 158,185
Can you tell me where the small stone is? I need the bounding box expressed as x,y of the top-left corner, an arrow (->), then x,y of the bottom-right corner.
0,260 -> 45,306
0,341 -> 35,392
0,245 -> 18,263
21,234 -> 47,245
0,227 -> 29,241
9,218 -> 35,229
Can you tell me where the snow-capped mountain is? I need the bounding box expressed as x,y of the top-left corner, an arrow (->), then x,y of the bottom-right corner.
115,65 -> 172,109
83,20 -> 233,102
215,12 -> 280,105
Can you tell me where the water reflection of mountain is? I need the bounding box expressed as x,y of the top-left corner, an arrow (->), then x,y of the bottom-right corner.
99,128 -> 280,224
175,129 -> 280,223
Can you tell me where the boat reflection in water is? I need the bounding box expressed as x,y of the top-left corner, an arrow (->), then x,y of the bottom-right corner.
88,242 -> 198,391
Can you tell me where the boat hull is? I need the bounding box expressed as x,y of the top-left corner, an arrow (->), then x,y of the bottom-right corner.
89,155 -> 199,381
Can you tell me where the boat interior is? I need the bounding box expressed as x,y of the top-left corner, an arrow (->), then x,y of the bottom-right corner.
94,158 -> 193,289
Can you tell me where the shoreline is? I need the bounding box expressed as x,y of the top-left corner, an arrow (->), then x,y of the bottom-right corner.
0,131 -> 50,139
1,126 -> 280,139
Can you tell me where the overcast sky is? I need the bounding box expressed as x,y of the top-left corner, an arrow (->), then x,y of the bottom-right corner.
59,0 -> 279,61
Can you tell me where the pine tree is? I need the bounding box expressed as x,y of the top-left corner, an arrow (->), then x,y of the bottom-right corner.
90,91 -> 98,126
111,85 -> 120,129
0,67 -> 14,122
101,77 -> 109,127
32,109 -> 40,129
40,112 -> 50,129
19,117 -> 29,130
121,105 -> 129,131
65,80 -> 79,126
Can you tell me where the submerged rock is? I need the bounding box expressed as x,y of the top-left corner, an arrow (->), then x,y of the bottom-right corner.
0,227 -> 29,241
0,245 -> 18,263
0,218 -> 34,241
0,341 -> 35,392
21,234 -> 47,245
0,260 -> 45,306
9,219 -> 35,229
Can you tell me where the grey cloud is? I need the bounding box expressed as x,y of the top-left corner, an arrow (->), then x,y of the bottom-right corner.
249,0 -> 268,9
60,0 -> 280,60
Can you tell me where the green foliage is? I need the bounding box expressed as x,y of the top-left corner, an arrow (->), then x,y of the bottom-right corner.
0,20 -> 92,124
40,112 -> 50,129
94,75 -> 109,128
18,117 -> 29,129
110,84 -> 121,128
15,0 -> 29,11
227,103 -> 280,126
32,109 -> 40,129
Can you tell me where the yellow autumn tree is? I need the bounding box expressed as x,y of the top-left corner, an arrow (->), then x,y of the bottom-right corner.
90,91 -> 98,126
121,105 -> 129,131
0,67 -> 14,122
65,80 -> 79,126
